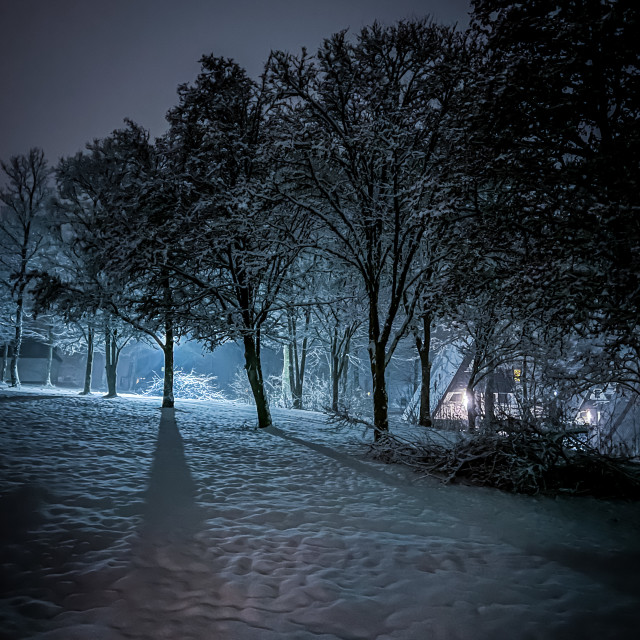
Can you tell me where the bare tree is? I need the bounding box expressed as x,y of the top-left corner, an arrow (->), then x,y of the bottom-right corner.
270,21 -> 474,439
0,149 -> 51,386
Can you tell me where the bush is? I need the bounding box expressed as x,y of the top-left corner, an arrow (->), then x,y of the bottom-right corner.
143,369 -> 225,402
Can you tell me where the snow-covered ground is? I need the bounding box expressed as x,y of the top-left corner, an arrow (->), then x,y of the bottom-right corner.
0,386 -> 639,639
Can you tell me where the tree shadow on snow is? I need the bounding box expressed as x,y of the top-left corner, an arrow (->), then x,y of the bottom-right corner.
139,408 -> 204,539
540,545 -> 640,600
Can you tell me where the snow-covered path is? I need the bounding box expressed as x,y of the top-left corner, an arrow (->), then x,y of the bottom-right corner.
1,389 -> 639,639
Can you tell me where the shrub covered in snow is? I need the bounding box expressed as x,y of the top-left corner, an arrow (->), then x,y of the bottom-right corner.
230,368 -> 255,405
143,369 -> 225,402
231,367 -> 331,411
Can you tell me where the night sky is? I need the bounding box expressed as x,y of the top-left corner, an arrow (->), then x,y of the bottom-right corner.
0,0 -> 471,167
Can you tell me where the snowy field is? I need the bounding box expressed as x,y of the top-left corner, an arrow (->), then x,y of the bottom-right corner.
1,386 -> 639,639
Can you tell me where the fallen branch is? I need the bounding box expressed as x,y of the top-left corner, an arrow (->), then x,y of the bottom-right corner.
367,422 -> 640,499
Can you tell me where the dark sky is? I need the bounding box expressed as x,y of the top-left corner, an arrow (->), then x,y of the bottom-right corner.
0,0 -> 470,166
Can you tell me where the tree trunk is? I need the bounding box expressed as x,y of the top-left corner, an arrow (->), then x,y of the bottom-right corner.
282,344 -> 291,406
520,357 -> 535,424
80,326 -> 94,395
465,350 -> 480,430
104,325 -> 118,398
287,309 -> 309,410
484,369 -> 496,431
296,309 -> 310,408
44,327 -> 54,387
415,314 -> 432,427
466,383 -> 477,430
370,341 -> 389,441
105,363 -> 117,397
331,327 -> 340,412
330,323 -> 353,413
10,297 -> 24,387
287,341 -> 295,406
287,312 -> 299,408
161,281 -> 175,408
294,336 -> 308,410
0,343 -> 8,383
243,333 -> 272,428
340,342 -> 350,401
331,355 -> 340,412
162,323 -> 174,408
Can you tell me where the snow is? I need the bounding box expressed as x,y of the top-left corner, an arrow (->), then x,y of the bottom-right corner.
1,386 -> 639,639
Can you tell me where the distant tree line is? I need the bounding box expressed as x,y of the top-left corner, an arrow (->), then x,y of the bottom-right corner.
0,0 -> 637,442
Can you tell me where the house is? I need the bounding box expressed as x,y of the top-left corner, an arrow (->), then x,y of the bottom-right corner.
403,343 -> 521,428
1,339 -> 62,385
578,387 -> 639,457
435,360 -> 519,423
403,342 -> 466,422
403,343 -> 640,456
